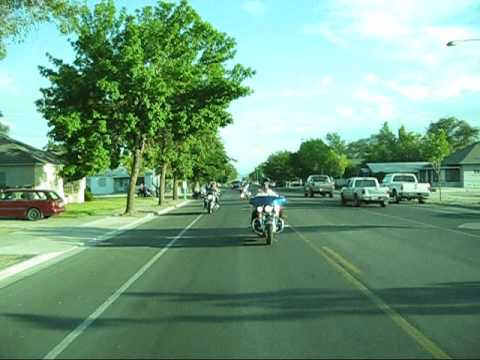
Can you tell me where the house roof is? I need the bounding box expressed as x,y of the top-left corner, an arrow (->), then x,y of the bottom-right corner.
366,162 -> 430,174
443,142 -> 480,165
0,135 -> 61,165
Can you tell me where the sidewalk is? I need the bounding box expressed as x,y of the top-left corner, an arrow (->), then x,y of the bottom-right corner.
0,199 -> 192,284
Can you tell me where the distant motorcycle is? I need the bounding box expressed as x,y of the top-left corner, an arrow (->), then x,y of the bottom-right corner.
204,191 -> 220,214
249,195 -> 286,245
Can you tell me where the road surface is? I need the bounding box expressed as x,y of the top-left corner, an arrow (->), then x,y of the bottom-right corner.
1,190 -> 479,358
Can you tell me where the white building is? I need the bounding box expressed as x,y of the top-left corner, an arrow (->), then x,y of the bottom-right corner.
0,135 -> 85,203
87,167 -> 159,196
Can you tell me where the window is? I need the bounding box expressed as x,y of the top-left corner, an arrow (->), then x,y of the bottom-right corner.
35,192 -> 48,200
392,175 -> 416,182
474,170 -> 480,175
355,180 -> 377,187
310,175 -> 330,182
445,169 -> 460,182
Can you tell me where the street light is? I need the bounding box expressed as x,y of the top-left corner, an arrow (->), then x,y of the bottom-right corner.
446,38 -> 480,47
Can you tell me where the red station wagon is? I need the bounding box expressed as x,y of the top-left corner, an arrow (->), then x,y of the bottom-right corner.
0,189 -> 65,220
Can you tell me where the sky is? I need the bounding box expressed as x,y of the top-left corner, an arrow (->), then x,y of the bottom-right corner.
0,0 -> 479,176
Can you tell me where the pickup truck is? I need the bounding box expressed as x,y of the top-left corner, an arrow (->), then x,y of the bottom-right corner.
381,173 -> 430,204
340,177 -> 389,207
304,175 -> 334,198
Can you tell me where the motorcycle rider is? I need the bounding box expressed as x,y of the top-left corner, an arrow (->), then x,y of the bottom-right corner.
204,181 -> 220,209
247,178 -> 285,221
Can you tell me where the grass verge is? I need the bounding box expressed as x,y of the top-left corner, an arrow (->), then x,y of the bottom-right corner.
60,196 -> 185,218
0,255 -> 34,271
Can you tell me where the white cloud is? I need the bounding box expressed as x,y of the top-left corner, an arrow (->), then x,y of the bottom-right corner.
335,106 -> 353,118
354,88 -> 396,120
257,75 -> 334,99
365,74 -> 379,84
0,71 -> 21,95
303,24 -> 348,47
242,0 -> 266,16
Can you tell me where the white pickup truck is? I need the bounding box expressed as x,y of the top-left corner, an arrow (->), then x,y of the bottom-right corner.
381,173 -> 430,204
340,177 -> 390,207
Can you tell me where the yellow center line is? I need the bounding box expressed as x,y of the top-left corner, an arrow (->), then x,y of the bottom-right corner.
288,223 -> 451,360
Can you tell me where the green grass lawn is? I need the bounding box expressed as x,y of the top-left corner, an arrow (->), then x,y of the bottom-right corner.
60,196 -> 183,218
0,255 -> 33,271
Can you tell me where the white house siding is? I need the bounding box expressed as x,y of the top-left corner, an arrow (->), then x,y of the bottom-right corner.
64,178 -> 86,204
462,164 -> 480,188
0,165 -> 35,187
34,164 -> 65,198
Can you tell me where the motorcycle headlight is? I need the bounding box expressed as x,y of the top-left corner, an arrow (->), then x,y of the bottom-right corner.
256,206 -> 263,213
264,205 -> 273,213
274,205 -> 281,213
207,194 -> 213,200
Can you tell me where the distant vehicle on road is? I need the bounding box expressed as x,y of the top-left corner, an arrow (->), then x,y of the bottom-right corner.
341,177 -> 389,207
381,173 -> 430,204
304,175 -> 334,198
231,180 -> 242,190
0,189 -> 65,220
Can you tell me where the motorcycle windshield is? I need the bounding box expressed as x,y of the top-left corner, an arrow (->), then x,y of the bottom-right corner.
249,195 -> 286,207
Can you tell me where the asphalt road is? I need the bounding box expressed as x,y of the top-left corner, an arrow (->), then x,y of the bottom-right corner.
1,190 -> 479,359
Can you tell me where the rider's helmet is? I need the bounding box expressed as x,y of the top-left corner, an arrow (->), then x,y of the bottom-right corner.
261,177 -> 271,190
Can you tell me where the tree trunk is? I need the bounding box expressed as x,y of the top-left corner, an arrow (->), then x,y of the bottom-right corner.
158,162 -> 167,206
125,140 -> 145,215
173,174 -> 179,200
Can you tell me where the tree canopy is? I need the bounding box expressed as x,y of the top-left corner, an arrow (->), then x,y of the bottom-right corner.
37,0 -> 253,213
0,0 -> 80,60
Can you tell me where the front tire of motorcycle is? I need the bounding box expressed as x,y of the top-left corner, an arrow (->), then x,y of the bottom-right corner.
208,203 -> 213,214
266,224 -> 273,245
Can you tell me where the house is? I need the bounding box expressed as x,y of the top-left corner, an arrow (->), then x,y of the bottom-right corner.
364,162 -> 431,182
441,142 -> 480,188
87,167 -> 160,196
365,142 -> 480,188
0,134 -> 86,203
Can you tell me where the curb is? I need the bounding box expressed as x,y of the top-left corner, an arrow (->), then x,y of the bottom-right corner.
0,200 -> 193,287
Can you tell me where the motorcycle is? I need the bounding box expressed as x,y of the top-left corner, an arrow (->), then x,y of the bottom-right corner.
204,191 -> 220,214
249,195 -> 286,245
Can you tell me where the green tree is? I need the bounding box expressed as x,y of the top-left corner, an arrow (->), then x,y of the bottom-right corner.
0,0 -> 80,60
262,151 -> 295,185
394,125 -> 423,161
423,129 -> 451,201
296,139 -> 344,179
0,111 -> 9,135
37,0 -> 253,214
326,132 -> 347,155
427,117 -> 479,152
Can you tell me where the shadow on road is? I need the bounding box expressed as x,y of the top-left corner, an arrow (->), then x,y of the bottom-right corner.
3,282 -> 480,329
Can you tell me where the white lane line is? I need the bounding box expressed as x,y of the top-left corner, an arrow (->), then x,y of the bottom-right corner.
44,213 -> 203,360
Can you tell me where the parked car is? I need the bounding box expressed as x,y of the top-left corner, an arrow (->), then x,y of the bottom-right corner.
340,177 -> 389,207
304,175 -> 334,197
0,189 -> 65,220
381,173 -> 430,204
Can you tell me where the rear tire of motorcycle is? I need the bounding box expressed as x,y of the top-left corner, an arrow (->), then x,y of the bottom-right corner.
266,224 -> 273,245
418,198 -> 426,204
